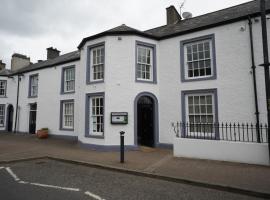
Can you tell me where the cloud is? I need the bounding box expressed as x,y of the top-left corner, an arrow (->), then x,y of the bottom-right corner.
0,0 -> 250,68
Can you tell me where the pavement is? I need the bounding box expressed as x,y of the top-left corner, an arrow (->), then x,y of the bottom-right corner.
0,133 -> 270,199
0,159 -> 265,200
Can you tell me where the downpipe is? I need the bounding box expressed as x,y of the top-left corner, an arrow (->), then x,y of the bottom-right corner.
248,16 -> 261,142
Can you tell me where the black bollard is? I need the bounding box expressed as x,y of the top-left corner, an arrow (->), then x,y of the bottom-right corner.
120,131 -> 125,163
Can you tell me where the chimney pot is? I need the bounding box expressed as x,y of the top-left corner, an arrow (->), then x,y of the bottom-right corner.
166,5 -> 181,25
47,47 -> 60,59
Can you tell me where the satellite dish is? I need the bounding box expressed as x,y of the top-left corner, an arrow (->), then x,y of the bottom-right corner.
182,12 -> 192,19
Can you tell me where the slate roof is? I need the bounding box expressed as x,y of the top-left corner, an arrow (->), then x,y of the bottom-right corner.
0,69 -> 12,76
77,24 -> 158,49
0,50 -> 80,76
145,0 -> 270,39
79,0 -> 270,48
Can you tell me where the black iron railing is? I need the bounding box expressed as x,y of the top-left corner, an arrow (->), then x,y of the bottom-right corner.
171,122 -> 268,143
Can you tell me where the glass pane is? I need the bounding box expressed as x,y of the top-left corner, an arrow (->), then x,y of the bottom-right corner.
198,43 -> 204,51
187,46 -> 192,54
188,105 -> 194,114
187,54 -> 192,61
193,53 -> 198,60
205,50 -> 210,59
200,96 -> 205,104
188,96 -> 193,105
201,105 -> 206,113
204,42 -> 210,50
206,95 -> 212,104
207,105 -> 213,113
194,96 -> 199,104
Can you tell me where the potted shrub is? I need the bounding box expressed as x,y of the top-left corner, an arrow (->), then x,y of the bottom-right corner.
36,128 -> 49,139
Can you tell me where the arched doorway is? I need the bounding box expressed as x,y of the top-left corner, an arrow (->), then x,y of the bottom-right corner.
6,104 -> 14,132
134,92 -> 159,147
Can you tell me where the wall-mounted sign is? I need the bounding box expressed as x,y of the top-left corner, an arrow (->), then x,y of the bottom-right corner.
111,112 -> 128,124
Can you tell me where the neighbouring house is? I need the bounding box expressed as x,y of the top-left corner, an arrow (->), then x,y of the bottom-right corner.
0,1 -> 269,164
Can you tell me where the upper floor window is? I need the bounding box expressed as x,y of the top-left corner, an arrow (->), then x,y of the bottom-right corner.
62,66 -> 75,94
91,46 -> 104,81
136,41 -> 157,83
0,80 -> 7,97
180,34 -> 216,82
29,74 -> 38,97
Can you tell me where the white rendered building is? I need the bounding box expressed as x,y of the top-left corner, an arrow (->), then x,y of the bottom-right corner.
0,1 -> 269,151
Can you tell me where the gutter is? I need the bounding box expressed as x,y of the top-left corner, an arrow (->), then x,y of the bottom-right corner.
248,16 -> 261,142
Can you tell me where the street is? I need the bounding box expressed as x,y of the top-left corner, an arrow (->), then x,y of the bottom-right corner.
0,159 -> 266,200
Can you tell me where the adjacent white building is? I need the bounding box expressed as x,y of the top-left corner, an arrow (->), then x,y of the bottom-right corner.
0,1 -> 269,153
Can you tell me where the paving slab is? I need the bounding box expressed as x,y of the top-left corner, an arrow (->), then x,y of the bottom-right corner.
0,133 -> 270,197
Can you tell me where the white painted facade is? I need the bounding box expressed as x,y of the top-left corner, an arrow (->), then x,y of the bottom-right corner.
0,5 -> 269,160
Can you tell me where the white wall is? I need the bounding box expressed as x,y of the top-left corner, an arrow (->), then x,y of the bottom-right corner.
78,36 -> 159,146
8,60 -> 79,137
159,16 -> 270,145
0,76 -> 17,131
174,137 -> 270,165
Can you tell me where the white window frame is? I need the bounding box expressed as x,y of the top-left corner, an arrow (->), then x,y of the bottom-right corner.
30,75 -> 38,97
184,39 -> 214,80
0,104 -> 5,127
89,96 -> 104,136
64,67 -> 75,93
90,46 -> 104,82
136,45 -> 153,81
62,101 -> 74,129
0,80 -> 7,97
185,93 -> 215,136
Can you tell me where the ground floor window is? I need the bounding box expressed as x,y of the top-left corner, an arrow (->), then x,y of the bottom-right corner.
182,89 -> 218,136
85,92 -> 104,138
0,104 -> 5,127
60,100 -> 74,130
90,96 -> 104,136
187,94 -> 214,133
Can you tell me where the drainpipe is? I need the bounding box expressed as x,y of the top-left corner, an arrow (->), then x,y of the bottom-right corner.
259,0 -> 270,161
14,74 -> 21,133
248,16 -> 261,142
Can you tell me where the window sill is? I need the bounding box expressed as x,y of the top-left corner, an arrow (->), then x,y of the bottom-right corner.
87,80 -> 104,85
0,96 -> 7,98
85,134 -> 104,139
182,75 -> 216,82
28,96 -> 38,98
136,79 -> 157,84
61,91 -> 75,95
60,128 -> 74,131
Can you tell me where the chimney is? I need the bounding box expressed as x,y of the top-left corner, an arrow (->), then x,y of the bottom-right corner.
11,53 -> 31,71
0,60 -> 6,70
47,47 -> 60,59
166,5 -> 182,25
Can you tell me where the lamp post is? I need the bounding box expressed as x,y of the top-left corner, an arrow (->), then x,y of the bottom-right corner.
259,0 -> 270,161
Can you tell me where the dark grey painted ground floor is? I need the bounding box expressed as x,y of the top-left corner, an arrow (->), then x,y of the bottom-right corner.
0,159 -> 265,200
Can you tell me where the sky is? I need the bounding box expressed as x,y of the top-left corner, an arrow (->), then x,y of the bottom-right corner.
0,0 -> 250,68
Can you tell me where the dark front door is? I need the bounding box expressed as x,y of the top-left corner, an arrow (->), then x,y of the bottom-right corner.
7,105 -> 14,132
29,103 -> 37,134
137,96 -> 154,147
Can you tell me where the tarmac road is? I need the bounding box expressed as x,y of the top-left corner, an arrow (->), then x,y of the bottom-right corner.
0,159 -> 266,200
